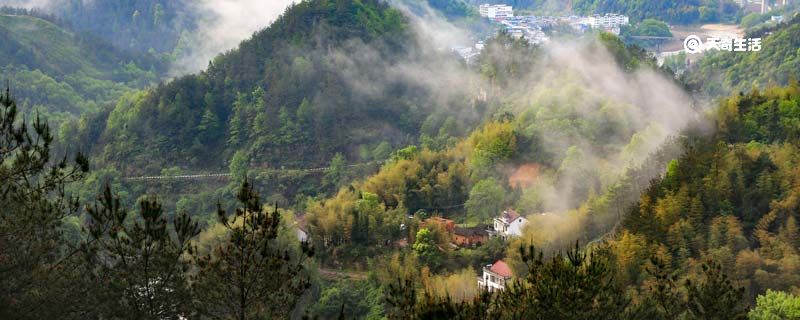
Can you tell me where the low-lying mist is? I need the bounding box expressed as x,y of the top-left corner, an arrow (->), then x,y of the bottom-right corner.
0,0 -> 297,77
172,0 -> 297,75
362,2 -> 709,252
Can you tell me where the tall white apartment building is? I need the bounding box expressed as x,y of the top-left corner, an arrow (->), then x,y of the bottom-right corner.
588,14 -> 630,29
479,4 -> 514,19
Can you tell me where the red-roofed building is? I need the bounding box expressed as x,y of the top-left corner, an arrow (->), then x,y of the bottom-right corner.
479,260 -> 513,292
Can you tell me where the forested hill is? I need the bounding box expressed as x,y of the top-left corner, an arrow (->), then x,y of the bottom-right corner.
0,10 -> 162,117
615,84 -> 800,305
572,0 -> 741,23
683,14 -> 800,97
73,0 -> 465,174
30,0 -> 193,56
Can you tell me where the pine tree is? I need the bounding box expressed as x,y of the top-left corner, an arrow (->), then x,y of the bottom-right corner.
685,260 -> 747,320
192,180 -> 313,320
81,184 -> 200,319
0,88 -> 89,319
385,278 -> 418,320
197,107 -> 220,144
640,256 -> 683,319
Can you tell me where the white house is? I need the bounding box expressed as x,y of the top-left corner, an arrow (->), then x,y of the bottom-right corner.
587,14 -> 629,29
478,260 -> 513,292
492,209 -> 528,239
479,4 -> 514,19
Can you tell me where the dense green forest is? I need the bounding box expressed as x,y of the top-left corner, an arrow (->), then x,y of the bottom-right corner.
0,7 -> 164,123
4,0 -> 800,319
683,14 -> 800,97
381,83 -> 800,320
28,0 -> 195,56
64,0 -> 482,176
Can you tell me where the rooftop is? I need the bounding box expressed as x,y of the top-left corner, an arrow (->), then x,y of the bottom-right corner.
489,260 -> 513,278
502,209 -> 520,221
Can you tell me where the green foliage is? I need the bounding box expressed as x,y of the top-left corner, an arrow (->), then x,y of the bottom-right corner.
0,13 -> 160,121
0,89 -> 89,319
414,228 -> 441,266
633,19 -> 672,37
616,85 -> 800,307
84,0 -> 430,173
465,178 -> 505,223
662,51 -> 688,73
478,32 -> 538,88
748,290 -> 800,320
311,280 -> 385,319
192,180 -> 313,319
395,244 -> 633,319
53,0 -> 194,55
81,185 -> 200,319
685,260 -> 747,320
229,150 -> 249,182
741,12 -> 772,29
324,152 -> 347,190
621,18 -> 672,47
572,0 -> 740,24
468,121 -> 517,176
717,85 -> 800,144
683,17 -> 800,96
497,243 -> 630,319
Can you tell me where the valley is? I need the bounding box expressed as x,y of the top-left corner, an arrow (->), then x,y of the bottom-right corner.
2,0 -> 800,319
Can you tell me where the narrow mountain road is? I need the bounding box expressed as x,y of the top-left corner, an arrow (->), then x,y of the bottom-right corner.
122,161 -> 385,181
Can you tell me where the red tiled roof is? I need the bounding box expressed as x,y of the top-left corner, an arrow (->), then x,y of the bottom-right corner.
504,209 -> 520,221
490,260 -> 513,278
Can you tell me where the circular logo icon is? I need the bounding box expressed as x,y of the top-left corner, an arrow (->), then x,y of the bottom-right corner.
684,35 -> 703,54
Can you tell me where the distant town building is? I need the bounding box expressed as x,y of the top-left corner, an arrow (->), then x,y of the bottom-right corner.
479,4 -> 514,19
479,260 -> 513,291
588,14 -> 629,30
453,225 -> 488,247
491,209 -> 528,239
772,15 -> 785,23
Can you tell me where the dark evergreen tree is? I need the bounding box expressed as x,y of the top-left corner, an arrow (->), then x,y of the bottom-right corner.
685,260 -> 747,320
192,180 -> 313,319
81,184 -> 200,319
0,87 -> 90,319
491,243 -> 630,319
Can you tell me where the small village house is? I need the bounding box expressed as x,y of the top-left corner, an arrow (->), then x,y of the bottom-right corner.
479,260 -> 513,292
491,209 -> 528,239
